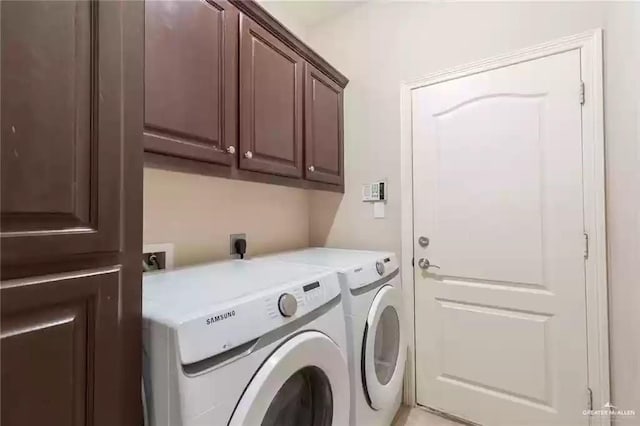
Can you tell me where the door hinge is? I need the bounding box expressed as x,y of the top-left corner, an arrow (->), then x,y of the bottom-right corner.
586,387 -> 593,411
580,81 -> 586,105
584,232 -> 589,259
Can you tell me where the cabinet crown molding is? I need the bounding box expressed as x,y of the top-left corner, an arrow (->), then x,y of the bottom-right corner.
229,0 -> 349,88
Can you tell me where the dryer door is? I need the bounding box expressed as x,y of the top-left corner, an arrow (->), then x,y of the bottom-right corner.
229,331 -> 349,426
362,285 -> 407,410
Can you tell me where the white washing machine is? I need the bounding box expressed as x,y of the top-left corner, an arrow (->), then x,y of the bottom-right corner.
258,248 -> 406,426
142,259 -> 350,426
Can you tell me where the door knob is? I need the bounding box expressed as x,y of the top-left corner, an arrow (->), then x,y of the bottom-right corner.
308,165 -> 315,172
417,258 -> 440,270
226,146 -> 236,154
418,236 -> 430,247
244,151 -> 253,159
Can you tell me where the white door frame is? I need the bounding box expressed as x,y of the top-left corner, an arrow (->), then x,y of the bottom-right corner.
400,29 -> 610,424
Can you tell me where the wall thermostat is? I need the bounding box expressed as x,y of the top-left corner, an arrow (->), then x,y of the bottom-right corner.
362,181 -> 387,202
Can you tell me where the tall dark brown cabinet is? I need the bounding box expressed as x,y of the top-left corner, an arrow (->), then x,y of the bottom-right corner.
0,1 -> 144,425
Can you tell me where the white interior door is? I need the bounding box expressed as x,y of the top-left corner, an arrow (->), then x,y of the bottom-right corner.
412,50 -> 589,425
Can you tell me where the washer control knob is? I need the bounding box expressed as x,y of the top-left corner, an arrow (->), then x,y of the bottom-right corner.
375,261 -> 385,276
278,293 -> 297,317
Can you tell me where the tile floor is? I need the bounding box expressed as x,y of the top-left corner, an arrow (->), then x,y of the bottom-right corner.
393,406 -> 465,426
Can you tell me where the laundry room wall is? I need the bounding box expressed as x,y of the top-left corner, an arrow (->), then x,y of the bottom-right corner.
143,168 -> 310,267
304,1 -> 640,416
257,0 -> 309,43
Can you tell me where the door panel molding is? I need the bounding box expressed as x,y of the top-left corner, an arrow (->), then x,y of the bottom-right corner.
1,0 -> 121,264
400,29 -> 609,425
1,267 -> 121,426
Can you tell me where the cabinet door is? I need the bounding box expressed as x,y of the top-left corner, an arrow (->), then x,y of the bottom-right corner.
239,15 -> 304,177
1,0 -> 122,264
304,64 -> 344,186
145,0 -> 238,165
1,267 -> 120,426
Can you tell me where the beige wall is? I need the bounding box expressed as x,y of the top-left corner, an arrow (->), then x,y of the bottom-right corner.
258,0 -> 309,42
143,168 -> 310,266
305,0 -> 639,416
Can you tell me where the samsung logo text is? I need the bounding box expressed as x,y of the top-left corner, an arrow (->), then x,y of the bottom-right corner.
206,310 -> 236,325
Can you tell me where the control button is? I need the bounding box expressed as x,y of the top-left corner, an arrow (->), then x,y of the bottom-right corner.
278,293 -> 298,317
376,261 -> 385,276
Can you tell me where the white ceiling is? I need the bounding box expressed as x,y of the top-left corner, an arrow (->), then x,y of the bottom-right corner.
259,0 -> 363,31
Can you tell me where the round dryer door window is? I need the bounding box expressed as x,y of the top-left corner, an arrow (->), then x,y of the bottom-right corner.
229,331 -> 349,426
363,285 -> 406,410
374,306 -> 400,385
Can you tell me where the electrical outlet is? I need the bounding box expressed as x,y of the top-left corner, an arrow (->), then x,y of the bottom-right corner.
229,233 -> 247,257
143,243 -> 174,272
143,252 -> 166,272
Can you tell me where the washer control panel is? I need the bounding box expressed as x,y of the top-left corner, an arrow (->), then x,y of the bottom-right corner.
178,271 -> 340,365
342,253 -> 399,292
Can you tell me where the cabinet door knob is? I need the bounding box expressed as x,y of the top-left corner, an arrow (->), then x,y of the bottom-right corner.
226,146 -> 236,154
308,165 -> 315,172
244,151 -> 253,159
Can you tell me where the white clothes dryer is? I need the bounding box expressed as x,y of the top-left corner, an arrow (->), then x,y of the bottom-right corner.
258,248 -> 406,426
143,259 -> 350,426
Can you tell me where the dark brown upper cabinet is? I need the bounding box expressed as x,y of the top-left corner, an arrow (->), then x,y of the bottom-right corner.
304,63 -> 344,186
1,0 -> 122,264
143,0 -> 348,191
144,0 -> 238,165
239,14 -> 304,178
